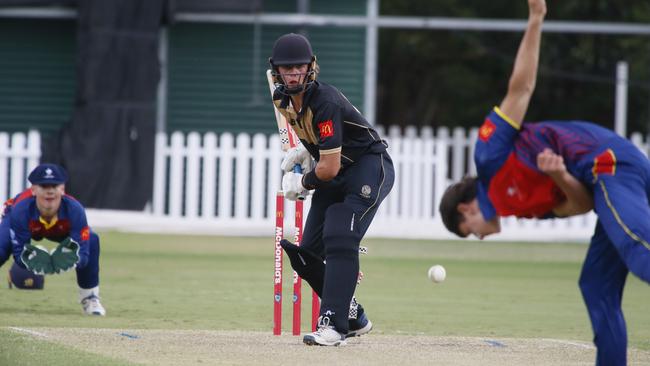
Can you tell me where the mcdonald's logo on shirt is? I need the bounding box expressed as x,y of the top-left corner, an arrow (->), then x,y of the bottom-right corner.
318,120 -> 334,138
479,119 -> 496,142
81,226 -> 90,241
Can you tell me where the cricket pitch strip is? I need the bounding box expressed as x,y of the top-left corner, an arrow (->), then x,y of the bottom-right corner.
8,327 -> 650,365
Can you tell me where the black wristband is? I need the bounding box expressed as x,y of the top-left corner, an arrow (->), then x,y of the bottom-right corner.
302,170 -> 327,190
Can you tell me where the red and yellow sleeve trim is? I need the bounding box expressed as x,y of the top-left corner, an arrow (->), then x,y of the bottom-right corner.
592,149 -> 616,183
494,106 -> 521,130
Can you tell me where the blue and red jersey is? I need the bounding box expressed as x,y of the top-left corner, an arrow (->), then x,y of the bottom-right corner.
6,189 -> 91,268
475,107 -> 626,220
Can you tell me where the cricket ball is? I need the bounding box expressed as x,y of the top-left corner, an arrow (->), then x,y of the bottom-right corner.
428,265 -> 446,283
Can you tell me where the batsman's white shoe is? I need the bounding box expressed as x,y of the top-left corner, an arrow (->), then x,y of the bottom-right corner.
303,313 -> 346,346
81,295 -> 106,316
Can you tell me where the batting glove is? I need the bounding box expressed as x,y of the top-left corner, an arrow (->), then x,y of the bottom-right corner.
280,144 -> 313,173
282,172 -> 309,201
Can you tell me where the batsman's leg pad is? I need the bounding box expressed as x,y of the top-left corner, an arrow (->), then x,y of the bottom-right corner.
281,239 -> 325,296
320,203 -> 362,333
322,203 -> 362,253
280,239 -> 322,265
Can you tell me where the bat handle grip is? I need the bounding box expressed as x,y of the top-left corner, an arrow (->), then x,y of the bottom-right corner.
293,164 -> 305,200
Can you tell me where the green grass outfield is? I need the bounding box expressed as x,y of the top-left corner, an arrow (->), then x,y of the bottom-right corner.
1,232 -> 649,365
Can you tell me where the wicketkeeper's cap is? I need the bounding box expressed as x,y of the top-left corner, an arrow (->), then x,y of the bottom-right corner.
28,163 -> 68,185
8,261 -> 44,290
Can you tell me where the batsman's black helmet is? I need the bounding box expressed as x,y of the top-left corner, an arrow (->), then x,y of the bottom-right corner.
269,33 -> 319,95
269,33 -> 314,66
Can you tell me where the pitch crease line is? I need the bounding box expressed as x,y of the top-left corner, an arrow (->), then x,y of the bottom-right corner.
8,327 -> 48,338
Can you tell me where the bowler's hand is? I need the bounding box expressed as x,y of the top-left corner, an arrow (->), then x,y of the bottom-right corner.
282,172 -> 309,201
528,0 -> 547,19
537,148 -> 566,178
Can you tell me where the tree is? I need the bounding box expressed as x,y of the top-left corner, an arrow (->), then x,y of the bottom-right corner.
377,0 -> 650,134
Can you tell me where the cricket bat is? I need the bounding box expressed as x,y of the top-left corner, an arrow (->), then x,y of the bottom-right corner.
266,69 -> 305,200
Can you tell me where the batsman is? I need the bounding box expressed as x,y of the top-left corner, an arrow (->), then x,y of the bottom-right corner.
269,33 -> 395,346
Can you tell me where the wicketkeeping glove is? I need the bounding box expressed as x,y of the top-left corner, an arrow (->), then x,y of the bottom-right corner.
280,144 -> 313,173
282,172 -> 309,201
51,237 -> 80,274
20,244 -> 55,275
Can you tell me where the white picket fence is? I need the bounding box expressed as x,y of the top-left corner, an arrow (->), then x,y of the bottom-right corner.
0,130 -> 41,201
150,128 -> 450,238
148,127 -> 650,240
7,128 -> 650,240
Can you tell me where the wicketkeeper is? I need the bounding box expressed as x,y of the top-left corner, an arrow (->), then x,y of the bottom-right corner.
3,163 -> 105,315
269,33 -> 395,346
